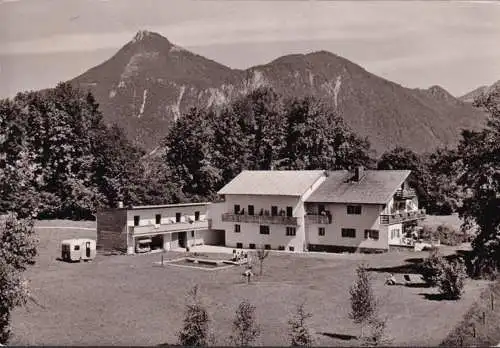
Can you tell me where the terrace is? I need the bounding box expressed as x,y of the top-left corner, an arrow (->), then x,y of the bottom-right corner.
221,213 -> 299,226
129,219 -> 209,236
380,209 -> 426,225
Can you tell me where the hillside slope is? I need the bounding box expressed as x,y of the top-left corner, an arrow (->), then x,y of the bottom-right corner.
71,30 -> 487,154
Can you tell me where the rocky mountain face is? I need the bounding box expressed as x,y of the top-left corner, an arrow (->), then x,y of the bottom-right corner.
459,80 -> 500,104
71,30 -> 487,154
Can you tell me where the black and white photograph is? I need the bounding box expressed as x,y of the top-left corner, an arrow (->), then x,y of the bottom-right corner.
1,0 -> 500,346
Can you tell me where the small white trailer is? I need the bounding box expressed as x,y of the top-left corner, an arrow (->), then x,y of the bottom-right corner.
61,239 -> 96,262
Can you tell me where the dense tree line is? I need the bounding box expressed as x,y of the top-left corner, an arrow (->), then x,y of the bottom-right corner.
164,88 -> 373,200
0,82 -> 178,219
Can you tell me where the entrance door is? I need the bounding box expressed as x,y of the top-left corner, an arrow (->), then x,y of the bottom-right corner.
178,232 -> 186,248
85,242 -> 91,257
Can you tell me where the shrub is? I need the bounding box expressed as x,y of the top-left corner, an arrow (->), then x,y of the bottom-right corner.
349,264 -> 377,338
361,316 -> 392,347
177,285 -> 211,346
229,300 -> 260,346
288,302 -> 314,347
438,258 -> 467,300
420,249 -> 446,286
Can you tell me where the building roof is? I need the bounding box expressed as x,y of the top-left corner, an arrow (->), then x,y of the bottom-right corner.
217,170 -> 325,196
306,170 -> 411,204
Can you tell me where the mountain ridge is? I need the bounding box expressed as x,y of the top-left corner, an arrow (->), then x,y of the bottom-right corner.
71,30 -> 488,154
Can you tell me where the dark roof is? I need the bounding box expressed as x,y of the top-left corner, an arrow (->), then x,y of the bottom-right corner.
218,170 -> 325,196
306,170 -> 411,204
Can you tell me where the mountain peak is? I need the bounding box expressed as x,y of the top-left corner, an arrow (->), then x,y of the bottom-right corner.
132,30 -> 154,42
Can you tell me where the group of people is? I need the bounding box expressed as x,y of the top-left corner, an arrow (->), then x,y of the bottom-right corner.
232,249 -> 248,262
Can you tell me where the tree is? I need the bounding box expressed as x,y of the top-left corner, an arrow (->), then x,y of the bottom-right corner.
0,214 -> 38,344
288,302 -> 314,347
229,300 -> 260,346
349,264 -> 377,339
438,258 -> 467,300
177,285 -> 211,346
456,88 -> 500,278
420,248 -> 446,286
280,96 -> 372,170
256,246 -> 270,276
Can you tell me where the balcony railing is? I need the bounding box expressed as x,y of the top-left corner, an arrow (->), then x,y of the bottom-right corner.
305,214 -> 332,225
380,209 -> 426,225
394,188 -> 417,200
221,213 -> 299,226
129,220 -> 209,235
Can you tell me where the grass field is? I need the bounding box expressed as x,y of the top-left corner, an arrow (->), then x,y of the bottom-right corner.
9,219 -> 491,346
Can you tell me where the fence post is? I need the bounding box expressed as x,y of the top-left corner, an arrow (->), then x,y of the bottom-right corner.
491,291 -> 494,311
472,325 -> 476,338
161,254 -> 164,266
482,311 -> 486,325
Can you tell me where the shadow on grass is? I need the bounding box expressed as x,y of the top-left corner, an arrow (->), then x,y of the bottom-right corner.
418,292 -> 459,301
366,263 -> 421,275
404,282 -> 432,288
319,332 -> 358,341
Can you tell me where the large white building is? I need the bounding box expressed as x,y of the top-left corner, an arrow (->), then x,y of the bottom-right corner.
97,168 -> 426,254
210,167 -> 426,252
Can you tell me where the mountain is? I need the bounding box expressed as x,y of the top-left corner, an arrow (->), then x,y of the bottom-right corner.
459,80 -> 500,103
71,30 -> 488,154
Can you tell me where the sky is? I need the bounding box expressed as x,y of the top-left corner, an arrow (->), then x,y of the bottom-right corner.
0,0 -> 499,98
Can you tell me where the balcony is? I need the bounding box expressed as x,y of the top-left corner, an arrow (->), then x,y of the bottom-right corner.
221,213 -> 299,226
129,220 -> 209,236
380,209 -> 426,225
394,188 -> 417,200
305,214 -> 332,225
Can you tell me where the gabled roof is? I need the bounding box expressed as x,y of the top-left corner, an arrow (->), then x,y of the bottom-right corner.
217,170 -> 325,196
306,170 -> 411,204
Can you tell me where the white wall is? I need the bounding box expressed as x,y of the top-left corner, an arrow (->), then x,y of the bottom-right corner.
218,194 -> 306,251
388,223 -> 403,245
306,203 -> 389,250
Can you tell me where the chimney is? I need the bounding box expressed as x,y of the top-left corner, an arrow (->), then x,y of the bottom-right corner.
353,166 -> 365,182
118,201 -> 124,209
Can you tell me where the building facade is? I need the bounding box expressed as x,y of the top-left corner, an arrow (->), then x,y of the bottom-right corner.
97,202 -> 223,254
211,168 -> 426,253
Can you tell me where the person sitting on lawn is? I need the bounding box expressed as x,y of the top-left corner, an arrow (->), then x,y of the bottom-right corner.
385,273 -> 397,286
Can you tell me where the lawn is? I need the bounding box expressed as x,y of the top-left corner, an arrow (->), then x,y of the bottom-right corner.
9,219 -> 491,346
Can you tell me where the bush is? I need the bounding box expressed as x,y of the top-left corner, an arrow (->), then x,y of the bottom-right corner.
420,249 -> 446,286
438,258 -> 467,300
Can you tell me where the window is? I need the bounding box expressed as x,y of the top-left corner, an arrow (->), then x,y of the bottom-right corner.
134,215 -> 140,226
286,206 -> 293,217
248,205 -> 254,216
155,214 -> 161,225
318,227 -> 325,236
341,228 -> 356,238
236,242 -> 243,249
265,244 -> 271,250
271,206 -> 278,216
234,224 -> 241,233
260,225 -> 270,235
191,231 -> 195,238
364,229 -> 380,240
194,211 -> 200,221
74,245 -> 80,251
249,243 -> 256,249
347,205 -> 362,215
234,205 -> 240,214
286,227 -> 296,236
289,246 -> 295,252
391,229 -> 401,239
278,245 -> 285,250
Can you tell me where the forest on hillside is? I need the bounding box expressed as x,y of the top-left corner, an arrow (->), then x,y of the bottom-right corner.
0,82 -> 493,220
2,82 -> 500,276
